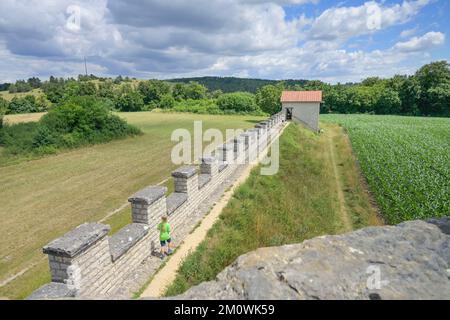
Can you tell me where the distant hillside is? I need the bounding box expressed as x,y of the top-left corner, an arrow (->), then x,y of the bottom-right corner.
167,76 -> 308,93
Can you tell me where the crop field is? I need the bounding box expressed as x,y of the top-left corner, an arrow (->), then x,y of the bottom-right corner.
321,114 -> 450,224
0,111 -> 263,299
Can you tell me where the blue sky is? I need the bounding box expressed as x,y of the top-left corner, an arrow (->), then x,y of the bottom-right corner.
0,0 -> 448,83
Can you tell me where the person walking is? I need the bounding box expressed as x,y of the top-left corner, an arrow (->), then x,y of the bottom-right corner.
157,215 -> 173,259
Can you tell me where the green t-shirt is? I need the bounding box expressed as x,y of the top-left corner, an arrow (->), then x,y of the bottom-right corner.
158,222 -> 171,241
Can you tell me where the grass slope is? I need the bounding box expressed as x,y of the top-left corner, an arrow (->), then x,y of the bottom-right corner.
0,112 -> 263,299
321,114 -> 450,224
164,123 -> 380,296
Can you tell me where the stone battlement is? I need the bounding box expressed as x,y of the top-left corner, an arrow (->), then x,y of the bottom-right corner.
28,112 -> 285,299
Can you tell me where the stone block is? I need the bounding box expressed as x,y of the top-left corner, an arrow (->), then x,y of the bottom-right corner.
128,186 -> 167,205
43,222 -> 110,258
109,223 -> 149,262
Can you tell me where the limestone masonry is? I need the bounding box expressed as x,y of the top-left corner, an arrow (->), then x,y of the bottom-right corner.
174,217 -> 450,300
28,112 -> 286,299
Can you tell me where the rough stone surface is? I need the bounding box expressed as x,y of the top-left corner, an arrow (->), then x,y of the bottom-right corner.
27,283 -> 75,300
200,156 -> 217,164
109,223 -> 149,261
175,218 -> 450,300
128,186 -> 167,205
43,223 -> 110,258
198,174 -> 212,189
172,166 -> 197,178
166,192 -> 188,215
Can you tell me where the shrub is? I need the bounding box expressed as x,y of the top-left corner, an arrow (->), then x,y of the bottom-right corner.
0,97 -> 8,128
32,125 -> 56,148
159,94 -> 175,109
6,95 -> 51,115
0,96 -> 141,157
40,96 -> 141,145
255,85 -> 282,114
0,122 -> 40,155
138,80 -> 171,104
172,99 -> 222,114
42,80 -> 65,104
8,96 -> 34,114
98,80 -> 116,100
172,82 -> 207,100
217,92 -> 260,113
183,82 -> 207,100
115,91 -> 145,112
8,80 -> 32,93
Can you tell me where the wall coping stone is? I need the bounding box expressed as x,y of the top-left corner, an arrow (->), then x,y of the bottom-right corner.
109,223 -> 149,261
167,192 -> 188,215
128,186 -> 167,205
172,166 -> 197,178
198,174 -> 212,189
43,222 -> 110,258
200,156 -> 217,164
27,283 -> 75,300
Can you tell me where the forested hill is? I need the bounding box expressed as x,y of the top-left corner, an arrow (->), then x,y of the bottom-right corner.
167,76 -> 308,93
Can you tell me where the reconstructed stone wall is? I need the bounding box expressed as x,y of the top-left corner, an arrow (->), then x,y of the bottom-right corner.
28,112 -> 286,299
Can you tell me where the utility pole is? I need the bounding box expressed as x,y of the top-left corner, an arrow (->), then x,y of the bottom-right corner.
84,56 -> 88,76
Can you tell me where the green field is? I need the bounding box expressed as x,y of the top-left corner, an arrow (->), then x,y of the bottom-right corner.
0,112 -> 263,299
164,122 -> 381,296
0,89 -> 43,101
321,114 -> 450,224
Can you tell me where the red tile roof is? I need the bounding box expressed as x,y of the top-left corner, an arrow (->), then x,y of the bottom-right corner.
281,90 -> 322,102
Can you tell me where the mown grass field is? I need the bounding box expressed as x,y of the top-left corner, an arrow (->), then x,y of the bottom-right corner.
164,122 -> 381,296
0,89 -> 43,101
2,112 -> 46,125
321,114 -> 450,224
0,112 -> 263,299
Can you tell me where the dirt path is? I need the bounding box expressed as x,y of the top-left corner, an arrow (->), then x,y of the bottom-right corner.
140,123 -> 289,298
326,128 -> 353,232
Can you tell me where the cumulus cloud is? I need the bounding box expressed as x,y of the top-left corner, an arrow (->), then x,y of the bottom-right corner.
400,27 -> 418,38
308,0 -> 430,41
0,0 -> 123,58
205,30 -> 445,83
393,31 -> 445,52
0,0 -> 445,83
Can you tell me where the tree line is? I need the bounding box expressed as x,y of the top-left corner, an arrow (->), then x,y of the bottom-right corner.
166,76 -> 308,93
244,61 -> 450,117
1,60 -> 449,125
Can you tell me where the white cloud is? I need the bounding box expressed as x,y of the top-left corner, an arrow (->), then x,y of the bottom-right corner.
308,0 -> 430,41
0,0 -> 446,83
400,27 -> 418,38
202,31 -> 446,83
393,31 -> 445,52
